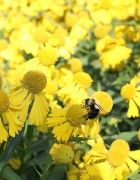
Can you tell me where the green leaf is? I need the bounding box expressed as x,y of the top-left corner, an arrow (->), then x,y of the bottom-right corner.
111,131 -> 137,141
42,165 -> 66,180
126,170 -> 140,180
0,165 -> 21,180
0,130 -> 23,172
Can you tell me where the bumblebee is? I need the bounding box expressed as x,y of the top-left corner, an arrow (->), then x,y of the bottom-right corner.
82,98 -> 101,120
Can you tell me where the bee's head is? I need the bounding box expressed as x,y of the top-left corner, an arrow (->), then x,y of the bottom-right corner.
82,98 -> 95,108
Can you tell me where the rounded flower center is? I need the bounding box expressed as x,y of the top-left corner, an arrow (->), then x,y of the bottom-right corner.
50,144 -> 74,164
121,84 -> 136,100
33,28 -> 49,43
107,139 -> 130,167
0,90 -> 9,114
92,91 -> 113,115
110,139 -> 130,152
66,104 -> 87,127
37,45 -> 58,66
73,72 -> 93,89
22,71 -> 47,94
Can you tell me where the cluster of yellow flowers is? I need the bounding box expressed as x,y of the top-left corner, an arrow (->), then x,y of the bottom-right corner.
0,0 -> 140,179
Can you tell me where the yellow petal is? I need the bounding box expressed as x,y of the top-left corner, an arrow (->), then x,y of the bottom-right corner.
126,157 -> 139,173
4,110 -> 22,137
29,94 -> 48,126
129,150 -> 140,161
47,117 -> 67,127
10,88 -> 28,106
127,99 -> 139,117
19,93 -> 31,124
133,92 -> 140,107
0,118 -> 8,143
53,122 -> 73,142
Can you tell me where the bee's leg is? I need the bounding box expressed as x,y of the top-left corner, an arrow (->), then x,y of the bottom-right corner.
82,114 -> 88,120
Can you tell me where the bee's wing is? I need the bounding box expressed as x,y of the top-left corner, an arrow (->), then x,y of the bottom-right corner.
96,103 -> 107,115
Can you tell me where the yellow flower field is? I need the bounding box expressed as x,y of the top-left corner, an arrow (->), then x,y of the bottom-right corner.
0,0 -> 140,179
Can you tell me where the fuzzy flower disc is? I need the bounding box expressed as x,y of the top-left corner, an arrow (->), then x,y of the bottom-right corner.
50,144 -> 74,164
22,70 -> 47,94
121,84 -> 136,100
66,105 -> 87,127
107,139 -> 130,167
0,90 -> 9,114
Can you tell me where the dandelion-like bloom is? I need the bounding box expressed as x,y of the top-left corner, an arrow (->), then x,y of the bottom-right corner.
47,104 -> 97,142
0,90 -> 22,143
10,60 -> 49,126
50,143 -> 74,164
84,138 -> 140,180
121,76 -> 140,117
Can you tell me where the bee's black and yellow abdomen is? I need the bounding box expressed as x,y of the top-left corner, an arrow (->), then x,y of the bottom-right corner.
87,108 -> 100,119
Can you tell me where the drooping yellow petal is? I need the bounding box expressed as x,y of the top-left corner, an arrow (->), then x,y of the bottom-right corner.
49,107 -> 67,117
52,122 -> 73,142
133,92 -> 140,107
62,125 -> 74,142
29,94 -> 48,126
84,149 -> 106,165
19,93 -> 31,124
0,119 -> 8,143
125,157 -> 139,173
86,162 -> 113,180
47,117 -> 67,127
127,99 -> 139,117
128,150 -> 140,161
4,110 -> 22,137
10,88 -> 28,106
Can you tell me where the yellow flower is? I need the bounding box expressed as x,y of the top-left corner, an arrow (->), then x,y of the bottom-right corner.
65,12 -> 78,28
84,138 -> 140,180
50,143 -> 74,164
121,76 -> 140,117
47,104 -> 98,142
0,90 -> 22,143
37,44 -> 59,66
73,72 -> 93,89
10,24 -> 39,55
96,36 -> 132,70
0,39 -> 8,51
67,164 -> 83,180
68,57 -> 83,73
48,27 -> 67,47
10,60 -> 49,126
57,68 -> 92,104
33,26 -> 50,44
94,23 -> 112,38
